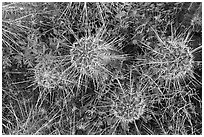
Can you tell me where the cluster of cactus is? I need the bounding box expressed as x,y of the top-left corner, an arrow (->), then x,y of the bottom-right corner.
2,2 -> 202,135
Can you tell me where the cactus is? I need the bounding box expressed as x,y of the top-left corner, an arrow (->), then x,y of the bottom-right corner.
2,2 -> 202,135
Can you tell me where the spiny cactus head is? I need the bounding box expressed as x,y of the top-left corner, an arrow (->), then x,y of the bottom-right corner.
69,35 -> 125,88
110,90 -> 146,123
33,54 -> 62,89
109,67 -> 147,123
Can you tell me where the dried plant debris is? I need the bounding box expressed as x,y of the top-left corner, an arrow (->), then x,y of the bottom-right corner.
2,2 -> 202,135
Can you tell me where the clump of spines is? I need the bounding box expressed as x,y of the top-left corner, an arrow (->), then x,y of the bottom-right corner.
137,26 -> 199,91
33,54 -> 62,89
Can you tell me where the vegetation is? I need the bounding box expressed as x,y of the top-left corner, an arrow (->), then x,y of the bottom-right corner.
2,2 -> 202,135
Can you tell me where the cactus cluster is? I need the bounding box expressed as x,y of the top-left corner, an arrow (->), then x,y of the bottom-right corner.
2,2 -> 202,135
